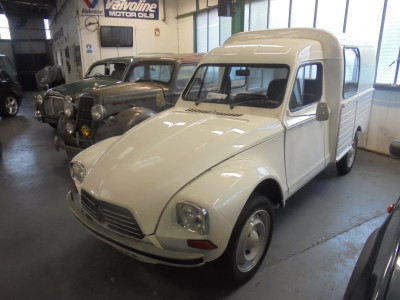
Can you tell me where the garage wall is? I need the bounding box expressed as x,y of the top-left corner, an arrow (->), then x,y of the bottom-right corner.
50,0 -> 81,84
79,0 -> 180,76
7,17 -> 52,89
176,0 -> 219,53
366,89 -> 400,155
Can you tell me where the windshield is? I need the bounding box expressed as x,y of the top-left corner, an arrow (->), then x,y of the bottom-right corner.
128,63 -> 174,84
182,64 -> 289,109
85,62 -> 127,80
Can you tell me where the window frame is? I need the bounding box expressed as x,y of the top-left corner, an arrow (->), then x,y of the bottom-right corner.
195,8 -> 232,53
343,47 -> 360,99
289,62 -> 323,112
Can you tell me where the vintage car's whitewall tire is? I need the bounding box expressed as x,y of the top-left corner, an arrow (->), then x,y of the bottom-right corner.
336,133 -> 358,175
0,94 -> 19,118
218,194 -> 274,284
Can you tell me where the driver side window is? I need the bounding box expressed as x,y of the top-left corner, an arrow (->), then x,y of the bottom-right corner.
289,63 -> 323,112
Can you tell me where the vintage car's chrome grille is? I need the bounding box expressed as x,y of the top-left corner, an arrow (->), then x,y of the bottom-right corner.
76,96 -> 94,130
185,108 -> 243,117
44,96 -> 64,116
80,190 -> 144,239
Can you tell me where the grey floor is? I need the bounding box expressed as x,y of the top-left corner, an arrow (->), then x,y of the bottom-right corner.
1,92 -> 400,300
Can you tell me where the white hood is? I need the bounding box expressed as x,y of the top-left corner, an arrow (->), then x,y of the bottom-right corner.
82,107 -> 283,234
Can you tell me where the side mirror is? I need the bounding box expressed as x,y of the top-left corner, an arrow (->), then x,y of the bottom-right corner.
156,91 -> 165,107
389,140 -> 400,158
316,102 -> 329,121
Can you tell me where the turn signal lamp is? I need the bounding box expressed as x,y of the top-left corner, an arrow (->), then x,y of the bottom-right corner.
387,204 -> 395,213
187,240 -> 217,250
81,125 -> 91,137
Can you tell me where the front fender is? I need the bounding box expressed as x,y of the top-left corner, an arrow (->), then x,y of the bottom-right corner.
156,157 -> 285,262
95,107 -> 156,142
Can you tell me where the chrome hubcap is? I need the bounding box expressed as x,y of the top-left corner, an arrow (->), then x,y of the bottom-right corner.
5,96 -> 18,115
236,209 -> 270,273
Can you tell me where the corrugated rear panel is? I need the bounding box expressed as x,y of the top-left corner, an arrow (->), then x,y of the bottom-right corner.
336,101 -> 356,160
336,89 -> 373,161
355,90 -> 373,132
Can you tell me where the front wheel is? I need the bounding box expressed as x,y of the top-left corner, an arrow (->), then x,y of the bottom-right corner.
0,94 -> 19,117
218,194 -> 274,284
336,132 -> 358,175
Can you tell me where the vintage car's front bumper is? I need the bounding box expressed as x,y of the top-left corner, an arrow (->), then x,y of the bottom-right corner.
54,135 -> 82,156
34,109 -> 59,124
66,190 -> 205,266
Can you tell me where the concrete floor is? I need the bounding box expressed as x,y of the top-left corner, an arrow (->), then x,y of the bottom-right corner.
1,92 -> 400,300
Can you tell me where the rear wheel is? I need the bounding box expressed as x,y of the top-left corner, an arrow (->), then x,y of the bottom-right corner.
0,94 -> 19,117
336,132 -> 358,175
218,194 -> 274,284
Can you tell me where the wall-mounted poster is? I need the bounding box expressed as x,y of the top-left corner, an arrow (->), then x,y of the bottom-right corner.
104,0 -> 159,20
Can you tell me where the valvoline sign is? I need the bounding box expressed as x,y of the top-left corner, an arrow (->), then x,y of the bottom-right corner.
81,0 -> 104,16
104,0 -> 159,20
84,0 -> 98,8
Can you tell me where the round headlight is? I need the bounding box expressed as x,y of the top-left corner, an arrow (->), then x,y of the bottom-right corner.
65,95 -> 72,103
91,104 -> 106,122
35,94 -> 43,106
65,122 -> 75,135
64,101 -> 74,117
176,202 -> 208,235
69,162 -> 86,183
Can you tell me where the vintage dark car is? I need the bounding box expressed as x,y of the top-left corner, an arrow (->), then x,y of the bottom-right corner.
34,56 -> 138,128
344,140 -> 400,299
0,69 -> 23,118
55,53 -> 203,158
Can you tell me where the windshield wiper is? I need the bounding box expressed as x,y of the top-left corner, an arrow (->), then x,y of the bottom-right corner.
231,93 -> 274,109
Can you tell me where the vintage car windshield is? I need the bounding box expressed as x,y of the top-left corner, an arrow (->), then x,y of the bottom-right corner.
175,64 -> 197,91
182,64 -> 289,109
129,63 -> 174,84
85,62 -> 127,80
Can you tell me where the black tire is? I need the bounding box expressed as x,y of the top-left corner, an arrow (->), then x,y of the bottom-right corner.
218,193 -> 274,284
49,123 -> 58,129
389,140 -> 400,158
0,94 -> 19,117
336,132 -> 358,175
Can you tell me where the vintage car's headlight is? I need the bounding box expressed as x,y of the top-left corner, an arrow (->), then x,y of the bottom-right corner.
91,104 -> 106,122
69,162 -> 86,183
64,101 -> 74,117
65,122 -> 75,134
34,94 -> 43,106
65,95 -> 72,103
176,202 -> 208,235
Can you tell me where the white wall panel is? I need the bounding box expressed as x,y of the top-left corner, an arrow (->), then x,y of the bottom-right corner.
178,16 -> 194,53
366,90 -> 400,155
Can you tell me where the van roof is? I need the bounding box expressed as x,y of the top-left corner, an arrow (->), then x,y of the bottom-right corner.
202,28 -> 366,66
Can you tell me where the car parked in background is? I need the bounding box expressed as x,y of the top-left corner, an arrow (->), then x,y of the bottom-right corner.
0,54 -> 18,82
34,56 -> 139,128
344,140 -> 400,300
0,69 -> 23,118
55,53 -> 203,158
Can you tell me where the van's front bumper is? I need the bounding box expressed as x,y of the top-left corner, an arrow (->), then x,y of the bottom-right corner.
66,190 -> 205,267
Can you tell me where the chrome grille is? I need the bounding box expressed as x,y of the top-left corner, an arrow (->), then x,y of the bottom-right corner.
44,96 -> 64,116
76,96 -> 94,131
80,190 -> 144,239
